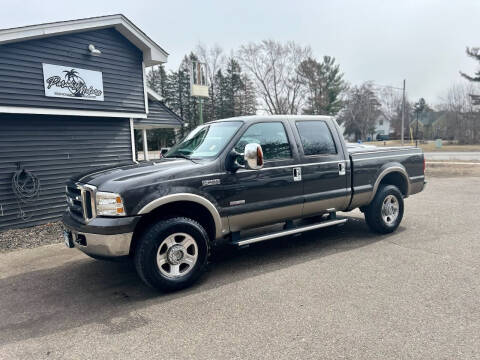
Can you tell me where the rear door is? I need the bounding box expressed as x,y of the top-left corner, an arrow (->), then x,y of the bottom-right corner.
292,120 -> 349,216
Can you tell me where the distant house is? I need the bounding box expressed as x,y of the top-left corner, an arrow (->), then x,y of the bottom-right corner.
372,112 -> 392,140
336,113 -> 393,142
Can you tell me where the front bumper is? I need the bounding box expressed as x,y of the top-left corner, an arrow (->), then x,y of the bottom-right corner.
62,211 -> 141,258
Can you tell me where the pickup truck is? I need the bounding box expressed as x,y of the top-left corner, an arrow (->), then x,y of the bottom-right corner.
63,115 -> 425,291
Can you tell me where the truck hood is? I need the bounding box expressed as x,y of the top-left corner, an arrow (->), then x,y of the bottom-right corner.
72,158 -> 198,188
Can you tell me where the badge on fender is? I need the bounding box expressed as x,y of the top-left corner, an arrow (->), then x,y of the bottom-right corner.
202,179 -> 221,186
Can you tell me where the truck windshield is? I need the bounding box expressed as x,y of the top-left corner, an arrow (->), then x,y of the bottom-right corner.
165,121 -> 242,159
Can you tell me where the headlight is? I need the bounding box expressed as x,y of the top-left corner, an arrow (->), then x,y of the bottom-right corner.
95,191 -> 126,216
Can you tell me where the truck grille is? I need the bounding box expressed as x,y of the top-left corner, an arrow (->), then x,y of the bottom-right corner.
66,183 -> 96,222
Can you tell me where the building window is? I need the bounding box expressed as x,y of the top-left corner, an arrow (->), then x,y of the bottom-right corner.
379,119 -> 384,126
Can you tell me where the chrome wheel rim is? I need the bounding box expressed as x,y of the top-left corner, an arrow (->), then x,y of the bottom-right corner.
156,232 -> 198,279
381,195 -> 399,225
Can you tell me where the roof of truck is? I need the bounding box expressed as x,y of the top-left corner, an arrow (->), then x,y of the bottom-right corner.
212,115 -> 335,123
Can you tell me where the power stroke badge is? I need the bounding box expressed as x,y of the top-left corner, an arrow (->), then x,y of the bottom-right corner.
202,179 -> 221,186
42,63 -> 104,101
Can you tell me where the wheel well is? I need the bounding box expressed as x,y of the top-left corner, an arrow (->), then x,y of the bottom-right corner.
378,172 -> 408,196
129,201 -> 217,255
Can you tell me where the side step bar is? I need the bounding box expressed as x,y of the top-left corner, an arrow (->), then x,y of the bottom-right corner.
232,218 -> 347,247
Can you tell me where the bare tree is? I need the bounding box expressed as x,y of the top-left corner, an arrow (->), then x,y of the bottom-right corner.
377,87 -> 401,123
238,40 -> 311,114
375,87 -> 411,137
437,82 -> 480,143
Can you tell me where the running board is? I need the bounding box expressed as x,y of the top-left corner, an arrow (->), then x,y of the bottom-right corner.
232,218 -> 347,247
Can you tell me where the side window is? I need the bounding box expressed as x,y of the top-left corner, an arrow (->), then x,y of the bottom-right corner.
235,122 -> 292,161
296,121 -> 337,156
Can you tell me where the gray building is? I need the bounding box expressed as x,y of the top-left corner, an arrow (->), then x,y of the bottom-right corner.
0,15 -> 183,231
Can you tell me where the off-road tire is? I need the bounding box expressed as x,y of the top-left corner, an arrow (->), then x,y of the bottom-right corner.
134,217 -> 209,292
364,185 -> 404,234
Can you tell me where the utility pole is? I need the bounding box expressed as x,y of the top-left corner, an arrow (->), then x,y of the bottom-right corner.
401,79 -> 406,146
198,98 -> 203,125
415,110 -> 419,147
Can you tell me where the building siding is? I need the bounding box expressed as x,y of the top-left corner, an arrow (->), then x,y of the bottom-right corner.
0,28 -> 146,114
135,100 -> 183,127
0,114 -> 133,230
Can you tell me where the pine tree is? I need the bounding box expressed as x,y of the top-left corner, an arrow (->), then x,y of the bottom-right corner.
236,74 -> 257,116
337,83 -> 381,141
461,47 -> 480,82
214,69 -> 227,119
146,64 -> 167,97
224,58 -> 243,117
297,56 -> 345,115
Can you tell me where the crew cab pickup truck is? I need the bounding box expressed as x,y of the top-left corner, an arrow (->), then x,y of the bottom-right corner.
63,115 -> 425,291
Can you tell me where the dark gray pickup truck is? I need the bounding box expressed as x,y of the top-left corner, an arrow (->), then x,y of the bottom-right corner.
63,115 -> 425,291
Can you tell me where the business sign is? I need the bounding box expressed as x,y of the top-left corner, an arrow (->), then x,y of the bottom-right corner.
42,63 -> 104,101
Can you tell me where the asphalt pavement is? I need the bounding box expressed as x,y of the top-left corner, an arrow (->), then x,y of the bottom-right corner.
1,177 -> 479,359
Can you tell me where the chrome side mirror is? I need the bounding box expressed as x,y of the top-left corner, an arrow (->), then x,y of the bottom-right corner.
244,143 -> 264,170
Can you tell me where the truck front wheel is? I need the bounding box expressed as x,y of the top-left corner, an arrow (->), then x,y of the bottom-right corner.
134,217 -> 210,292
364,185 -> 404,234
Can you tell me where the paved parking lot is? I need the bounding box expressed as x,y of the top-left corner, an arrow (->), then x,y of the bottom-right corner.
1,177 -> 479,359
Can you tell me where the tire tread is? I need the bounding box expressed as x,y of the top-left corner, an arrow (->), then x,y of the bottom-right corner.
134,217 -> 210,291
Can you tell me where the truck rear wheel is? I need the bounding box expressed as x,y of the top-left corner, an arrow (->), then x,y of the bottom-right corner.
364,185 -> 404,234
134,217 -> 209,292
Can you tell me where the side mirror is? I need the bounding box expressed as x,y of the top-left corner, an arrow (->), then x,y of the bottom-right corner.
244,143 -> 264,170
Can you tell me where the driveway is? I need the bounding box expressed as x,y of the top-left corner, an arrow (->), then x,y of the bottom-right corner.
0,177 -> 479,359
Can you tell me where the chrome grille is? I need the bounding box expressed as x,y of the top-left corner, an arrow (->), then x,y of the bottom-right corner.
66,183 -> 97,222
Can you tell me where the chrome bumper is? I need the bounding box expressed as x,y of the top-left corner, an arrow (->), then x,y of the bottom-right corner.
65,227 -> 132,258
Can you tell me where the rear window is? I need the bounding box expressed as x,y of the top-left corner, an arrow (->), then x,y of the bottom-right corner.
296,121 -> 337,155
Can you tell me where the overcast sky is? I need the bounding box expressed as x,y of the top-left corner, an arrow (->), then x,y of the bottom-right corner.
2,0 -> 479,104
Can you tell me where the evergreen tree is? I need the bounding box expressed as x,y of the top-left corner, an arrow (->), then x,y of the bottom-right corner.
337,83 -> 381,141
297,56 -> 345,115
461,47 -> 480,82
236,74 -> 257,116
146,51 -> 257,142
224,58 -> 243,117
146,64 -> 167,97
214,69 -> 227,119
213,58 -> 256,119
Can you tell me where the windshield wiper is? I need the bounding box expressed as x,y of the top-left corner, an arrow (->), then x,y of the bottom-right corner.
165,154 -> 192,160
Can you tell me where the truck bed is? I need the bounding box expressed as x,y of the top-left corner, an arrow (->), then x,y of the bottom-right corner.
345,143 -> 425,210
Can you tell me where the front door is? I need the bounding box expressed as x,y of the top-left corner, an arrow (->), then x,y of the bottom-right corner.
292,120 -> 350,216
221,121 -> 303,232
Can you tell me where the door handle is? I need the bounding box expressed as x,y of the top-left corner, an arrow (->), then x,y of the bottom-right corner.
338,162 -> 346,176
293,167 -> 302,181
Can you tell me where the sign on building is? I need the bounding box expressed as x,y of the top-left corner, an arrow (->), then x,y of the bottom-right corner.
190,61 -> 209,98
42,63 -> 104,101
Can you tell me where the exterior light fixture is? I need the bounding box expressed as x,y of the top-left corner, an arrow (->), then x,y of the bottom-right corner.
88,44 -> 102,56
